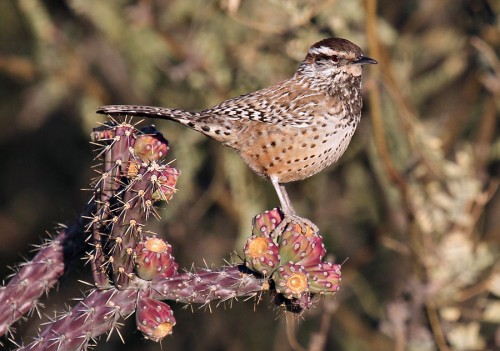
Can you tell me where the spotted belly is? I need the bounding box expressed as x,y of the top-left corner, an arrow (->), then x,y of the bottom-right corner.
236,121 -> 356,183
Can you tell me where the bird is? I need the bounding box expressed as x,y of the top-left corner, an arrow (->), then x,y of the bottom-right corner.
97,37 -> 377,230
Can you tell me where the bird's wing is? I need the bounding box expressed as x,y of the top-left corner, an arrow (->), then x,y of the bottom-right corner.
201,80 -> 338,128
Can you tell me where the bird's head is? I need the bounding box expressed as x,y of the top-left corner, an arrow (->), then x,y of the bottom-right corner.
298,38 -> 377,83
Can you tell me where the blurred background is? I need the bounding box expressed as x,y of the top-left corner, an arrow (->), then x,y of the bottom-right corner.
0,0 -> 499,350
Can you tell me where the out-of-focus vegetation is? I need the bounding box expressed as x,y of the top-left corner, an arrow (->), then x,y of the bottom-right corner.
0,0 -> 498,350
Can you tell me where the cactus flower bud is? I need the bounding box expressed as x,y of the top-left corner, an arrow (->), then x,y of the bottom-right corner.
279,224 -> 326,267
134,132 -> 169,162
252,209 -> 283,238
136,297 -> 176,342
151,167 -> 179,202
244,235 -> 280,275
135,236 -> 178,280
306,262 -> 341,295
274,263 -> 309,299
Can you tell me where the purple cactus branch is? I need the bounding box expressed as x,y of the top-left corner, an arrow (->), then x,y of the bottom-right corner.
15,266 -> 266,351
1,119 -> 341,350
16,288 -> 137,351
0,230 -> 66,338
0,209 -> 92,338
149,266 -> 267,304
88,122 -> 179,290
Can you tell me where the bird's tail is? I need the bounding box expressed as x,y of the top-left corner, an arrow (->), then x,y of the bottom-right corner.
97,104 -> 234,144
96,105 -> 199,126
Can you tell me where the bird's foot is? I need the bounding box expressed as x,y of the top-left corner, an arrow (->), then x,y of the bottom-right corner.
272,212 -> 319,237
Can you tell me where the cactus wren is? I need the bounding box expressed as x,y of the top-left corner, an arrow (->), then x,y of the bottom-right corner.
97,37 -> 377,225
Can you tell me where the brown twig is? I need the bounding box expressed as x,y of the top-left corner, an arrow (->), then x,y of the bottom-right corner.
364,0 -> 408,195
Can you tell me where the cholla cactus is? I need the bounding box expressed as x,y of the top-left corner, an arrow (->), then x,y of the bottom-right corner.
135,236 -> 178,280
133,130 -> 169,162
0,118 -> 342,350
244,235 -> 280,276
244,209 -> 342,301
279,223 -> 326,266
244,209 -> 283,275
274,262 -> 310,299
307,262 -> 341,295
0,228 -> 67,337
252,208 -> 283,238
136,296 -> 176,342
88,122 -> 180,289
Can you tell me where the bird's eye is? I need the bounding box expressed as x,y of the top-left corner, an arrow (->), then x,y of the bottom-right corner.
314,54 -> 340,64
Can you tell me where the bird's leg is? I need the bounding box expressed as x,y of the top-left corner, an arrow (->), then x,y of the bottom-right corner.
270,176 -> 319,235
271,176 -> 296,216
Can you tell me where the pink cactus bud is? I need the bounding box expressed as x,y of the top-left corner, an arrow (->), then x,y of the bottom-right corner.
135,236 -> 178,280
274,263 -> 309,299
252,209 -> 283,238
152,167 -> 179,202
279,225 -> 326,267
134,133 -> 169,162
306,262 -> 341,295
243,235 -> 280,275
136,297 -> 176,342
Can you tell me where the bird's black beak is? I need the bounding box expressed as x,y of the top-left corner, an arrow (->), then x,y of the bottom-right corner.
351,56 -> 378,65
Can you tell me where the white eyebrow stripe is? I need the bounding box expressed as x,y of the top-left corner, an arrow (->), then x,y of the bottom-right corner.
308,47 -> 337,56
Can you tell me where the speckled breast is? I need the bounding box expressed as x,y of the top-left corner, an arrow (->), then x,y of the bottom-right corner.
237,113 -> 359,183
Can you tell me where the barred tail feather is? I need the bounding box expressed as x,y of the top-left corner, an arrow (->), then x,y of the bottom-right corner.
96,105 -> 198,126
97,104 -> 234,144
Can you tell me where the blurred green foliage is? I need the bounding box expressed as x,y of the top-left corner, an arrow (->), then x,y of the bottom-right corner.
0,0 -> 499,350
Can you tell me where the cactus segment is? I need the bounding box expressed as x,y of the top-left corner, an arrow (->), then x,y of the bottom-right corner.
136,297 -> 176,342
279,223 -> 326,267
134,131 -> 169,163
135,236 -> 178,280
307,262 -> 341,295
251,208 -> 283,238
243,236 -> 280,276
274,263 -> 309,299
248,210 -> 342,302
